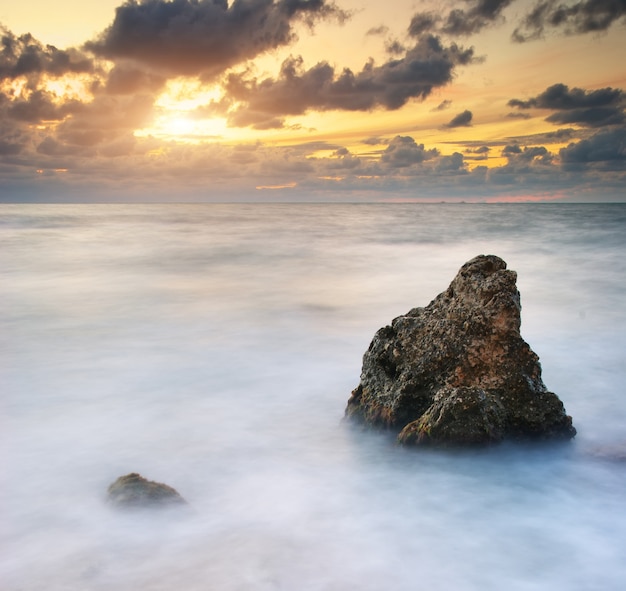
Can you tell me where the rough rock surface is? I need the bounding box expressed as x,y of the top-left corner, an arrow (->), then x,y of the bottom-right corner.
107,473 -> 187,509
345,255 -> 576,446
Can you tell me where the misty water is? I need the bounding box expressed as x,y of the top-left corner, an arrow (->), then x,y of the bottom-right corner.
2,203 -> 626,590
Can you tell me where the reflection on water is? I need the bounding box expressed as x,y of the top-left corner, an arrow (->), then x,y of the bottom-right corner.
2,203 -> 626,590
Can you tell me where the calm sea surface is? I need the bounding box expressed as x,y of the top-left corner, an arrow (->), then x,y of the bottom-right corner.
2,203 -> 626,590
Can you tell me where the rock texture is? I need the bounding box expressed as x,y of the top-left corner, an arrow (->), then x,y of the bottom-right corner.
107,473 -> 187,509
345,255 -> 576,446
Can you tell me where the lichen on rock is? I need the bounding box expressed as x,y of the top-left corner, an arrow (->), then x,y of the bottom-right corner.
107,473 -> 187,509
345,255 -> 576,446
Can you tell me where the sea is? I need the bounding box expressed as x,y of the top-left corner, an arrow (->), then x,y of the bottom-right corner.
2,203 -> 626,591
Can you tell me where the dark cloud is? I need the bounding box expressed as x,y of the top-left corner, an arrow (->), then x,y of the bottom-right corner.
465,145 -> 490,159
408,0 -> 514,37
505,127 -> 581,145
362,136 -> 388,145
503,143 -> 522,154
508,83 -> 623,110
509,83 -> 625,128
385,39 -> 406,55
500,144 -> 554,168
445,109 -> 473,127
7,90 -> 85,123
506,112 -> 531,119
436,151 -> 465,171
433,99 -> 452,111
0,120 -> 29,155
559,127 -> 626,168
380,135 -> 439,168
324,146 -> 362,170
223,35 -> 475,128
546,106 -> 625,127
513,0 -> 626,42
366,25 -> 388,36
443,0 -> 515,35
85,0 -> 349,79
485,144 -> 556,187
408,12 -> 441,37
36,135 -> 88,157
0,25 -> 93,81
103,65 -> 166,95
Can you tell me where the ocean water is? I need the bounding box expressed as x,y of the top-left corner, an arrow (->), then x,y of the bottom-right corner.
1,203 -> 626,590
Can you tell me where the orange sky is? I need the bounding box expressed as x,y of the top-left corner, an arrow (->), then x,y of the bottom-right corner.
1,0 -> 625,202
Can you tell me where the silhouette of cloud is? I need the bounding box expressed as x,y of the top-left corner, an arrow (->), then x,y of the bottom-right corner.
513,0 -> 626,42
445,109 -> 473,127
509,83 -> 623,110
0,25 -> 93,80
509,83 -> 625,128
560,127 -> 626,168
433,99 -> 452,111
380,135 -> 439,167
85,0 -> 349,79
408,0 -> 514,37
223,35 -> 475,128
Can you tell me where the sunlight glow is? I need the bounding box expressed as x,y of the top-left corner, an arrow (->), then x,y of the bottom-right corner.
256,183 -> 297,190
135,112 -> 228,142
40,75 -> 93,102
2,74 -> 92,108
135,78 -> 237,142
154,79 -> 224,111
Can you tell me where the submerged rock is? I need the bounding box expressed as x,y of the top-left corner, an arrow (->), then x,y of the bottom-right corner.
345,255 -> 576,446
107,473 -> 187,509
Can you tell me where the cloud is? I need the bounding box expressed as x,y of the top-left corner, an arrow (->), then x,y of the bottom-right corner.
465,145 -> 490,159
505,127 -> 581,145
546,107 -> 625,127
560,127 -> 626,169
508,83 -> 623,110
222,35 -> 475,128
408,0 -> 514,37
0,119 -> 29,155
408,12 -> 441,37
509,83 -> 625,128
366,25 -> 388,36
385,39 -> 406,56
406,0 -> 625,43
7,89 -> 85,123
513,145 -> 552,161
445,109 -> 473,127
0,21 -> 172,164
432,99 -> 452,111
85,0 -> 349,79
102,65 -> 166,95
361,136 -> 388,146
0,26 -> 93,81
380,135 -> 439,167
513,0 -> 626,42
484,142 -> 559,189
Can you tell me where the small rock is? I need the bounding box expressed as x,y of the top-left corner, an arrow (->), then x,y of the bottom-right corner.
107,473 -> 187,509
345,255 -> 576,446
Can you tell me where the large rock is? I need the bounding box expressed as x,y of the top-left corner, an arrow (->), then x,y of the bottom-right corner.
107,473 -> 187,509
345,255 -> 576,446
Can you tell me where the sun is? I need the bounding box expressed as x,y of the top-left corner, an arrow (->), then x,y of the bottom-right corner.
135,111 -> 229,142
132,78 -> 233,143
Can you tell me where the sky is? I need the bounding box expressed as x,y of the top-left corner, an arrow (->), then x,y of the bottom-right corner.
0,0 -> 625,202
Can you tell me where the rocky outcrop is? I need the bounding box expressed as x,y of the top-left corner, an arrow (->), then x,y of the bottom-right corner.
345,255 -> 576,446
107,473 -> 187,509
